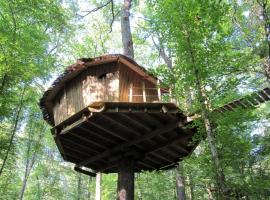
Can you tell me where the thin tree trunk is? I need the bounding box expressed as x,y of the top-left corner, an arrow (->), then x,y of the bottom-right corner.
259,0 -> 270,81
19,121 -> 45,200
176,163 -> 186,200
95,173 -> 102,200
0,86 -> 25,176
186,35 -> 227,199
19,169 -> 29,200
88,177 -> 92,199
205,183 -> 214,200
78,174 -> 82,200
36,175 -> 41,200
121,0 -> 134,58
187,174 -> 194,200
153,35 -> 188,200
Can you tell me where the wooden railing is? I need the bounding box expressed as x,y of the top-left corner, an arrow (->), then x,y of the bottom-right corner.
127,81 -> 174,103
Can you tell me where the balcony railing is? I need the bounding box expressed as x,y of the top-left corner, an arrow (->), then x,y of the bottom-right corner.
127,81 -> 174,103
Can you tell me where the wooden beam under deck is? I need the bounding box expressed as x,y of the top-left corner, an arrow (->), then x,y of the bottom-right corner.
97,132 -> 191,172
52,102 -> 197,173
77,121 -> 181,167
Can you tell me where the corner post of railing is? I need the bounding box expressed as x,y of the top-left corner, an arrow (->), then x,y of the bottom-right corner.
142,81 -> 146,102
169,87 -> 173,103
129,83 -> 133,102
157,79 -> 162,102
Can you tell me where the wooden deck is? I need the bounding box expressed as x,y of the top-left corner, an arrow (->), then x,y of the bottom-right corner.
52,102 -> 198,174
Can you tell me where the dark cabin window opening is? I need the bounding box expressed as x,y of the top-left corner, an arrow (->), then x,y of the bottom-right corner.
98,73 -> 107,80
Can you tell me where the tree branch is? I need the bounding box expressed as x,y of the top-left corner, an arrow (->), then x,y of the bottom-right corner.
78,0 -> 113,18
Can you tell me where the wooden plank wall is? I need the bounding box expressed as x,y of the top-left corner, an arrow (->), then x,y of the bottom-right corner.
119,63 -> 159,102
53,63 -> 119,125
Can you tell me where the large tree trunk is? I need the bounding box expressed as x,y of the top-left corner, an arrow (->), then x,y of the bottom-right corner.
176,163 -> 186,200
121,0 -> 134,58
95,173 -> 102,200
117,159 -> 134,200
118,0 -> 135,199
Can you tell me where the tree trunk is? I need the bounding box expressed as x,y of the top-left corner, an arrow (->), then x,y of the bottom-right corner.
88,177 -> 92,200
77,174 -> 82,200
186,35 -> 227,199
95,173 -> 102,200
176,163 -> 186,200
117,159 -> 135,200
121,0 -> 134,58
259,1 -> 270,82
118,0 -> 135,198
0,86 -> 25,176
205,183 -> 214,200
19,173 -> 28,200
187,174 -> 194,200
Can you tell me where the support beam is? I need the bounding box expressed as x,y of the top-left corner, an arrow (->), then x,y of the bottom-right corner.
95,173 -> 102,200
77,122 -> 179,167
117,159 -> 135,200
86,118 -> 129,142
98,133 -> 190,172
68,130 -> 108,150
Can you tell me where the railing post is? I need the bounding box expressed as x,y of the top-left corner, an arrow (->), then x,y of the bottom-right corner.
157,80 -> 161,102
129,83 -> 133,102
142,82 -> 146,102
169,88 -> 173,103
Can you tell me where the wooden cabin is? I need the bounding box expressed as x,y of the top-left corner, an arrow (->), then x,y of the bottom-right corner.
41,54 -> 165,126
40,54 -> 198,175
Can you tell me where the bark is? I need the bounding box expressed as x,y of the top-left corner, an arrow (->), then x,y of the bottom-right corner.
121,0 -> 134,58
175,163 -> 186,200
0,86 -> 25,176
117,159 -> 135,200
95,173 -> 102,200
118,1 -> 135,198
186,35 -> 227,199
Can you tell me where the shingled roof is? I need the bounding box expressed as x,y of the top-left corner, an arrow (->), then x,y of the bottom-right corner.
39,54 -> 159,126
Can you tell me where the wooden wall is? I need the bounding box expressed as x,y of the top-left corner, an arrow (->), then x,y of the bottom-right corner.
52,61 -> 160,126
119,63 -> 159,102
53,63 -> 119,125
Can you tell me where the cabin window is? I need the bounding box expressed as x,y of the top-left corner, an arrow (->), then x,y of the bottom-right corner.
98,73 -> 107,80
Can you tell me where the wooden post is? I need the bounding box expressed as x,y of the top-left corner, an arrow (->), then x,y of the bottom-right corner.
129,83 -> 133,102
142,82 -> 146,102
117,159 -> 135,200
95,173 -> 102,200
169,88 -> 173,103
157,80 -> 161,102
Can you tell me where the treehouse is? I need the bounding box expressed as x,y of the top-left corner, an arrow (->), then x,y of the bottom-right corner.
40,54 -> 197,176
